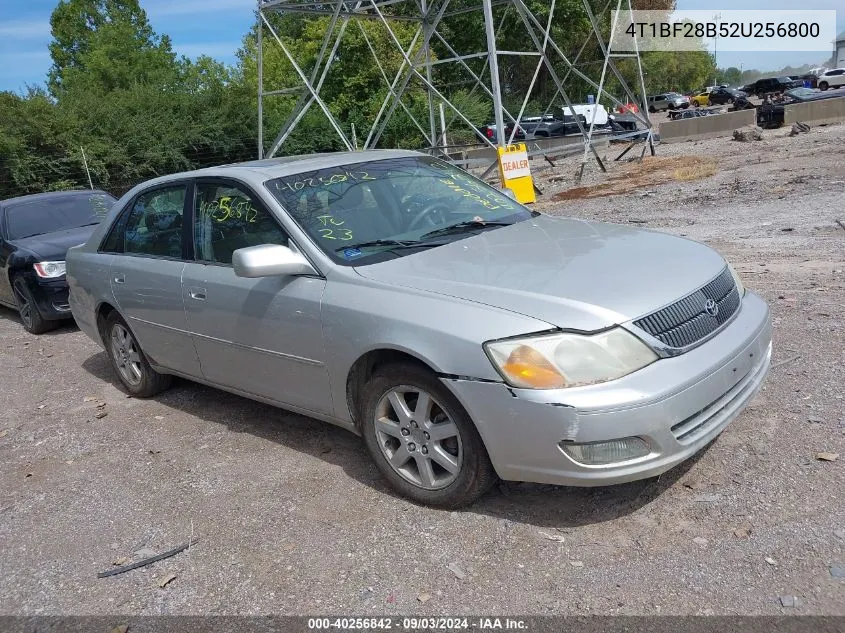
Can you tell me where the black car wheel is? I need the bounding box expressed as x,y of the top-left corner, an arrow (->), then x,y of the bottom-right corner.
12,275 -> 57,335
360,362 -> 496,508
104,311 -> 172,397
819,82 -> 829,91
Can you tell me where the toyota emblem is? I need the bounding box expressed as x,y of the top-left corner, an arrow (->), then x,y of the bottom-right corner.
704,299 -> 719,317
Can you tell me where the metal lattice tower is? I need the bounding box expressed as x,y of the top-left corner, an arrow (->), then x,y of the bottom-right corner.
256,0 -> 654,177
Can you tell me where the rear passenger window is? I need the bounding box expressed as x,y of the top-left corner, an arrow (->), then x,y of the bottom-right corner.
193,182 -> 288,265
123,186 -> 186,258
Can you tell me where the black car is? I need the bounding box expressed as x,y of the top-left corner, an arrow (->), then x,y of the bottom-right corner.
744,76 -> 803,97
708,86 -> 747,105
479,114 -> 584,142
757,87 -> 845,128
0,190 -> 116,333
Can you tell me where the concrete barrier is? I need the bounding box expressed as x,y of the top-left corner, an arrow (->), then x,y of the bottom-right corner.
453,135 -> 612,171
658,109 -> 757,143
783,96 -> 845,126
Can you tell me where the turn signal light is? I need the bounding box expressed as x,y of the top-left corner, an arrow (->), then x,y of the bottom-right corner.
501,345 -> 567,389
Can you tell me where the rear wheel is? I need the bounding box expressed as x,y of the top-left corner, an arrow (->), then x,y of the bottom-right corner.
359,363 -> 496,508
105,312 -> 172,397
12,275 -> 56,335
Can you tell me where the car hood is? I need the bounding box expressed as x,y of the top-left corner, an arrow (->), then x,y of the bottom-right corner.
9,225 -> 97,260
354,215 -> 727,331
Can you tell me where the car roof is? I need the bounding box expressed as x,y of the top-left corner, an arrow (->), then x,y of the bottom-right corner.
134,149 -> 425,190
0,189 -> 113,207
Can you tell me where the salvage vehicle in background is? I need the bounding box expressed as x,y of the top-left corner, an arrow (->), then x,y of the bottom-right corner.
707,86 -> 747,105
817,68 -> 845,91
0,190 -> 116,333
757,87 -> 845,128
647,93 -> 690,112
743,76 -> 803,97
67,151 -> 772,508
689,90 -> 712,107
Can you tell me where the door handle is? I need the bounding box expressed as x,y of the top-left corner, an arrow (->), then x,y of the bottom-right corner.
188,287 -> 207,301
113,273 -> 125,284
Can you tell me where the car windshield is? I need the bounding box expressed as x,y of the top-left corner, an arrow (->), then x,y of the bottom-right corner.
266,156 -> 536,265
785,87 -> 817,99
6,192 -> 115,240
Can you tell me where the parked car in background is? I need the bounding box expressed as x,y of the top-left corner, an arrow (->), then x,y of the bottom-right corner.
533,113 -> 589,137
668,108 -> 715,120
689,90 -> 712,107
757,87 -> 845,128
817,68 -> 845,91
68,150 -> 771,508
0,190 -> 116,333
647,93 -> 690,112
743,76 -> 803,97
708,86 -> 747,105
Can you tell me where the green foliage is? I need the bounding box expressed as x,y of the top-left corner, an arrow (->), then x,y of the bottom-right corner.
718,66 -> 743,87
1,0 -> 719,200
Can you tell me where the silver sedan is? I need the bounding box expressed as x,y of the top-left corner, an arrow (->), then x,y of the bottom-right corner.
67,150 -> 772,507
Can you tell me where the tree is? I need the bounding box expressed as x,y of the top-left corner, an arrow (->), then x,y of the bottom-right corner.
48,0 -> 175,94
717,66 -> 742,86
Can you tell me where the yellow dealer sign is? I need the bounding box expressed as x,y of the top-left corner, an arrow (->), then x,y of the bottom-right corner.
496,143 -> 535,204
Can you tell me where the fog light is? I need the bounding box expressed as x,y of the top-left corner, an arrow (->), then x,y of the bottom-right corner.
560,437 -> 650,465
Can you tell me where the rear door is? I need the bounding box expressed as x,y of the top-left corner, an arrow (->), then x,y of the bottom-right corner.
107,182 -> 202,377
181,178 -> 333,415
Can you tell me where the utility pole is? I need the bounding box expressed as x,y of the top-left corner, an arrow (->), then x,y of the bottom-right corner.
257,0 -> 264,159
80,147 -> 93,190
713,12 -> 722,86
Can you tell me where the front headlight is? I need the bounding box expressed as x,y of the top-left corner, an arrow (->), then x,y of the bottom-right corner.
484,328 -> 658,390
33,261 -> 66,278
727,262 -> 745,297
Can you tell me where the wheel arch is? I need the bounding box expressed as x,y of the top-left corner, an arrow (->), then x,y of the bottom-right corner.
95,301 -> 120,346
345,347 -> 440,429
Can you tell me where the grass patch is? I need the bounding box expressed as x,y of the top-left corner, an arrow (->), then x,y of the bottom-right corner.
553,155 -> 719,201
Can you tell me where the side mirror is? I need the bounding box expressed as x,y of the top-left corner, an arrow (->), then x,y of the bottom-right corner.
232,244 -> 317,278
500,188 -> 518,200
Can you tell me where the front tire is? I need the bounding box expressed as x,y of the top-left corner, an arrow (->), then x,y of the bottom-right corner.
12,275 -> 56,335
104,312 -> 172,397
359,363 -> 496,508
819,81 -> 829,91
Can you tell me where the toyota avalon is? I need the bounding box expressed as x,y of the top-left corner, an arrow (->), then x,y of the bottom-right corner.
67,151 -> 771,507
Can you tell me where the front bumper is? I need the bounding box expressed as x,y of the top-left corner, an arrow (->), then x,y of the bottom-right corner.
20,273 -> 73,321
444,291 -> 772,486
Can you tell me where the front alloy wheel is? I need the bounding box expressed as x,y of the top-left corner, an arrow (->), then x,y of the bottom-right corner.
12,276 -> 55,334
374,387 -> 463,490
360,363 -> 496,508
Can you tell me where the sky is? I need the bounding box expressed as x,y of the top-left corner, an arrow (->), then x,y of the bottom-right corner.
0,0 -> 255,93
0,0 -> 843,93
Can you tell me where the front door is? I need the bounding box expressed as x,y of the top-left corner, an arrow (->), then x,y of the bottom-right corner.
108,183 -> 201,377
0,210 -> 14,307
181,179 -> 333,415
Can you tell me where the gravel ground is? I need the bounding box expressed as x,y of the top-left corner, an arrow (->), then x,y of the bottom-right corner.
1,124 -> 844,616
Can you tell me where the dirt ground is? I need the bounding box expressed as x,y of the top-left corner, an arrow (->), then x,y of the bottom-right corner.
1,123 -> 844,617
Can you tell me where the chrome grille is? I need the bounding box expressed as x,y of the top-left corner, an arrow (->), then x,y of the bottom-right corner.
634,267 -> 740,349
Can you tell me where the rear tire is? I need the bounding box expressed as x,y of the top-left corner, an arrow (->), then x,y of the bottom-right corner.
359,363 -> 496,508
12,275 -> 56,335
104,311 -> 172,397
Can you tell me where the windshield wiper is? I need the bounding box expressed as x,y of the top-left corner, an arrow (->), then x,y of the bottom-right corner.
419,220 -> 512,241
334,238 -> 424,252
